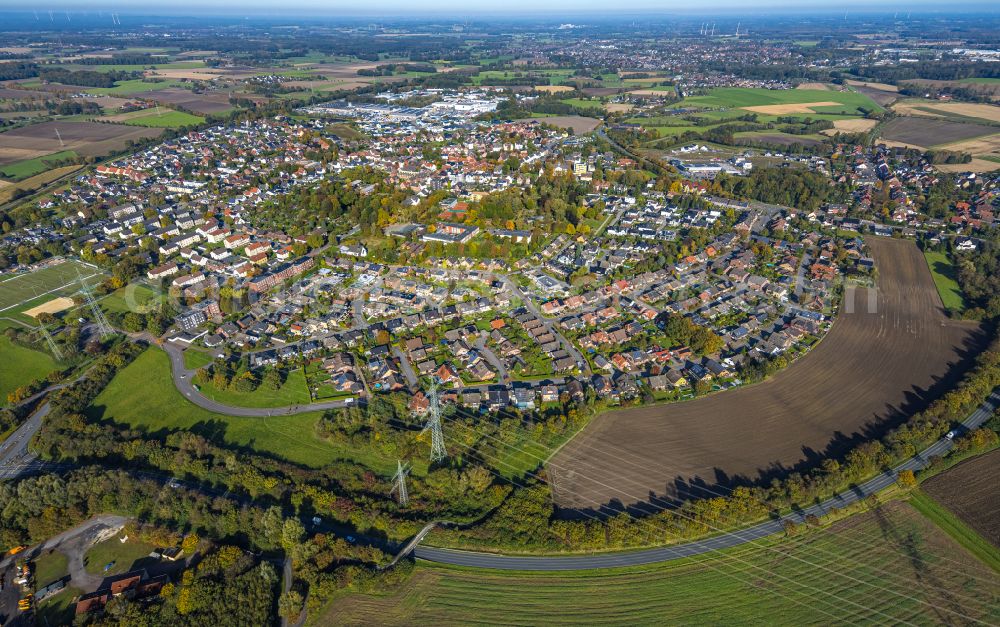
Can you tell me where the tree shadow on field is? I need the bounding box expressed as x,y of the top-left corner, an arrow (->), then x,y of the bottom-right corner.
557,326 -> 990,520
870,503 -> 968,624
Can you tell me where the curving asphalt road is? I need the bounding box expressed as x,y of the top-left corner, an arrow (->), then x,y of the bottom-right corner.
162,342 -> 357,416
412,388 -> 1000,570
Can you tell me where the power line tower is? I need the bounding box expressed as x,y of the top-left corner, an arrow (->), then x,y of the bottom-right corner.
423,380 -> 447,463
77,271 -> 113,338
390,460 -> 410,507
38,324 -> 63,361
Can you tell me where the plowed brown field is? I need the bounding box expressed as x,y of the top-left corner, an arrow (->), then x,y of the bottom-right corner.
550,238 -> 984,513
923,449 -> 1000,548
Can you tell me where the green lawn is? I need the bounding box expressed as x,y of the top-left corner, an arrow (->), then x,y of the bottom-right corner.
84,537 -> 156,576
182,349 -> 215,370
198,366 -> 311,408
924,250 -> 967,312
88,347 -> 396,472
320,501 -> 1000,625
0,333 -> 57,404
99,284 -> 163,315
0,150 -> 79,181
471,68 -> 577,86
119,110 -> 205,128
561,98 -> 604,111
908,489 -> 1000,572
32,550 -> 69,586
37,585 -> 80,626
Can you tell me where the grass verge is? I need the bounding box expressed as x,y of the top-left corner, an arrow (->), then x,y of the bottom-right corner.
908,489 -> 1000,572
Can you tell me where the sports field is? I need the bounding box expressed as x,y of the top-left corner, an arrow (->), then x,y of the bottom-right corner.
550,238 -> 984,511
0,259 -> 102,314
87,347 -> 399,473
321,501 -> 1000,625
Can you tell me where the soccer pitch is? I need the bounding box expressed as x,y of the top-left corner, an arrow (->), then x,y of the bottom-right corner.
0,259 -> 104,314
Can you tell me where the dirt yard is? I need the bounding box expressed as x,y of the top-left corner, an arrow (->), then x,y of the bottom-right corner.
935,159 -> 1000,173
605,103 -> 635,113
846,80 -> 899,92
23,296 -> 75,318
796,82 -> 831,91
893,101 -> 1000,124
141,88 -> 237,114
821,118 -> 879,135
520,115 -> 602,134
937,133 -> 1000,155
0,121 -> 162,165
923,449 -> 1000,548
741,101 -> 841,115
549,238 -> 984,513
880,117 -> 995,149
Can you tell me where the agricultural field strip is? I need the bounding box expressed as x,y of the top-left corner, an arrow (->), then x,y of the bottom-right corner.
420,417 -> 927,625
548,238 -> 980,510
349,503 -> 1000,625
922,448 -> 1000,550
421,385 -> 1000,606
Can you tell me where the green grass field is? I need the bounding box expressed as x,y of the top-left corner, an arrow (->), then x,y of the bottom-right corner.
908,489 -> 1000,572
182,349 -> 215,370
0,150 -> 79,180
679,87 -> 881,114
99,284 -> 163,315
561,98 -> 604,111
32,550 -> 69,586
198,366 -> 311,408
924,250 -> 967,312
0,260 -> 102,314
83,79 -> 188,96
84,537 -> 156,576
471,68 -> 577,86
37,585 -> 80,626
67,61 -> 205,72
320,501 -> 1000,625
88,347 -> 397,473
0,332 -> 57,404
118,110 -> 205,128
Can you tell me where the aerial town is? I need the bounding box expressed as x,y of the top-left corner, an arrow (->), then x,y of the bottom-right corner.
0,7 -> 998,626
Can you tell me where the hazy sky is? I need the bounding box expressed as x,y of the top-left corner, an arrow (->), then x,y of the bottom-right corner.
3,0 -> 998,17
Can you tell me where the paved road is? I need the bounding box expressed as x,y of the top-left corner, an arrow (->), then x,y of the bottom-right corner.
162,342 -> 356,416
352,297 -> 368,330
412,388 -> 1000,570
498,275 -> 591,375
392,346 -> 419,389
473,334 -> 509,383
0,515 -> 127,574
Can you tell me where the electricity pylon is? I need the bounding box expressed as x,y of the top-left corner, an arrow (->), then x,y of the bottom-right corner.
390,460 -> 410,506
77,271 -> 113,338
38,324 -> 63,361
424,380 -> 447,463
